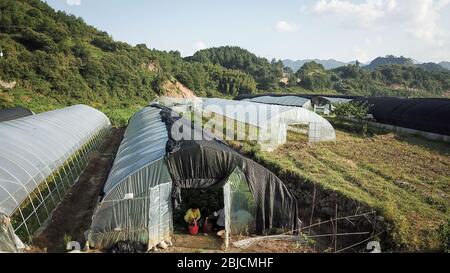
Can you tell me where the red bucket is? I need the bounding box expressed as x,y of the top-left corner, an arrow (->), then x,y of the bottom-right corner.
188,222 -> 199,235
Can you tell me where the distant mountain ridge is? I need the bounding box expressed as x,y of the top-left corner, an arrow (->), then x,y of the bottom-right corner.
439,61 -> 450,70
364,55 -> 414,70
363,55 -> 449,72
284,56 -> 450,73
283,59 -> 355,71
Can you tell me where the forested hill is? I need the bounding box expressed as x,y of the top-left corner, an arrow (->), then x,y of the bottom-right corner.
364,55 -> 449,72
0,0 -> 267,124
1,0 -> 450,126
364,55 -> 415,70
187,46 -> 284,90
289,61 -> 450,97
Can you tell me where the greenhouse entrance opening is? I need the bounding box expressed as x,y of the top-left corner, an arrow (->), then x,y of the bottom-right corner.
173,186 -> 225,250
172,168 -> 256,249
173,187 -> 224,232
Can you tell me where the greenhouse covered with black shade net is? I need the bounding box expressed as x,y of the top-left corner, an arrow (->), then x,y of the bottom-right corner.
88,105 -> 299,250
0,105 -> 111,252
0,107 -> 34,123
355,97 -> 450,136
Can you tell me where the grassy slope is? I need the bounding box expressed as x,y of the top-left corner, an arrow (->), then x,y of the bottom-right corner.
233,126 -> 450,250
2,87 -> 146,126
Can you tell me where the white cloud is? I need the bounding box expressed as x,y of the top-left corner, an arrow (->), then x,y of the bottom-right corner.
66,0 -> 81,6
275,21 -> 299,33
312,0 -> 390,28
354,46 -> 370,63
311,0 -> 450,45
194,41 -> 206,51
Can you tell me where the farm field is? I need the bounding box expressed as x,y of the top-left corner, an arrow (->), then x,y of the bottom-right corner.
230,123 -> 450,251
2,0 -> 450,257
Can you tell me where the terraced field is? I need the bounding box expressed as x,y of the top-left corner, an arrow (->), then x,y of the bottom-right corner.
231,125 -> 450,251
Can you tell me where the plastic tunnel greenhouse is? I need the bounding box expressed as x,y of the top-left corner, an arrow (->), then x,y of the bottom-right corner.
235,94 -> 355,115
242,95 -> 313,109
88,105 -> 299,250
0,105 -> 111,252
354,97 -> 450,135
198,98 -> 336,150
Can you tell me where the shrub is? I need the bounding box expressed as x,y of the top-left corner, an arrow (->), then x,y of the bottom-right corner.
437,219 -> 450,253
333,101 -> 369,120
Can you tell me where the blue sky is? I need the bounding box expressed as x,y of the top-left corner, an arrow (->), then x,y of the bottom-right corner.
45,0 -> 450,63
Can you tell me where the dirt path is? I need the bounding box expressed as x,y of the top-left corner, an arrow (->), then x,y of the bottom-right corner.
32,128 -> 124,253
160,233 -> 313,253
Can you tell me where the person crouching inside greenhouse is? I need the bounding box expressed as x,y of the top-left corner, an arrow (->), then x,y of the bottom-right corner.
213,208 -> 226,238
213,208 -> 225,230
184,204 -> 201,232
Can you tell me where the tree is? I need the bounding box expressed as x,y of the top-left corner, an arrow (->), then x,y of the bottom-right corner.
91,36 -> 117,52
296,61 -> 332,90
333,101 -> 370,134
333,102 -> 369,120
189,46 -> 282,91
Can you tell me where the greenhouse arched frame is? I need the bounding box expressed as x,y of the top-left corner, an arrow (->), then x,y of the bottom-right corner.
0,105 -> 111,252
88,105 -> 299,250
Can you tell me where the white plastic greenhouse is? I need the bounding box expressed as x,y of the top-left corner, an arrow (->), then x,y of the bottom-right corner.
243,95 -> 313,109
88,106 -> 172,250
88,105 -> 299,251
198,98 -> 336,150
0,105 -> 111,252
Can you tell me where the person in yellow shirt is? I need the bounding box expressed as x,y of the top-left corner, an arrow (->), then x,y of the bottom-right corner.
184,203 -> 201,225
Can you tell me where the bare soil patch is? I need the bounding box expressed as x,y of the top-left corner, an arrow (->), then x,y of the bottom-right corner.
159,233 -> 313,253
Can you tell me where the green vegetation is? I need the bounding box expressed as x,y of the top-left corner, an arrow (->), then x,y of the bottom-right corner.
230,126 -> 450,251
188,46 -> 284,91
364,55 -> 448,72
284,61 -> 450,97
437,219 -> 450,253
1,1 -> 449,126
295,61 -> 334,91
334,63 -> 450,96
332,102 -> 370,134
364,55 -> 415,70
0,0 -> 266,124
332,101 -> 369,120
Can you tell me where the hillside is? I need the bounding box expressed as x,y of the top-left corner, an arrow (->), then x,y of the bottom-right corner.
1,0 -> 450,124
187,46 -> 284,91
0,0 -> 264,124
364,55 -> 449,72
440,62 -> 450,70
284,61 -> 450,97
364,55 -> 415,70
230,124 -> 450,251
417,63 -> 448,72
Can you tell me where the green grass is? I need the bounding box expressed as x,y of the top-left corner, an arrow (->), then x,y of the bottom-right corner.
1,87 -> 145,127
230,125 -> 450,251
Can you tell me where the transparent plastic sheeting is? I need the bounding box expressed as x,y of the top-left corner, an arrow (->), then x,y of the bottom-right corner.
89,106 -> 173,249
199,98 -> 336,145
223,168 -> 256,238
321,97 -> 353,105
243,95 -> 312,109
0,105 -> 111,217
0,213 -> 24,253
